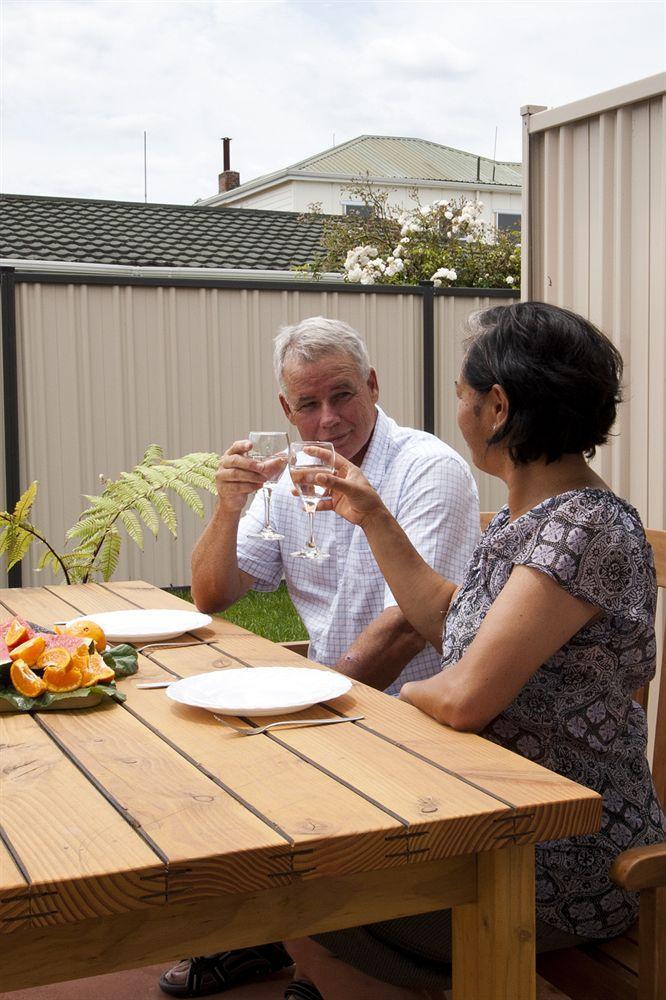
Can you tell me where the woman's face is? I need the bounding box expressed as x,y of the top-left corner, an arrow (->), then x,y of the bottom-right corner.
455,375 -> 505,474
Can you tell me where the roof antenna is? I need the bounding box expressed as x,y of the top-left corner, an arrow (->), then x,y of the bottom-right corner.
143,130 -> 148,203
492,125 -> 498,182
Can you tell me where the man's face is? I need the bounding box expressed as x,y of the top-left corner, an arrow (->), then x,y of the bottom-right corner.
279,350 -> 379,465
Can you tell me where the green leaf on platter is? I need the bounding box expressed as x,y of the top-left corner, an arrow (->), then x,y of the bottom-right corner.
102,643 -> 138,678
0,681 -> 126,712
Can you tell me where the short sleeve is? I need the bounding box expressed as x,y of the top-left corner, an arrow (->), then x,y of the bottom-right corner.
383,450 -> 480,609
236,491 -> 283,592
508,494 -> 655,622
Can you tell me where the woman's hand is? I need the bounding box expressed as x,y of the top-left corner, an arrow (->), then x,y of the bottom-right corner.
313,451 -> 388,528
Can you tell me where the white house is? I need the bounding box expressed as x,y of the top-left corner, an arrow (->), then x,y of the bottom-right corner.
201,134 -> 522,232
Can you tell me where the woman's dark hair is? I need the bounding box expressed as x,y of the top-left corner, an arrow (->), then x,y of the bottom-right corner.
461,301 -> 623,465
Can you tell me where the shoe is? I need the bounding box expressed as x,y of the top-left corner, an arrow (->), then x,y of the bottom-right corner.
158,943 -> 292,997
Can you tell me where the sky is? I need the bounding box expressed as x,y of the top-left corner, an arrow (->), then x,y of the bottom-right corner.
1,0 -> 664,206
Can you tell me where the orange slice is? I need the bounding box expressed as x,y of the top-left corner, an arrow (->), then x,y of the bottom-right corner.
9,635 -> 46,666
5,619 -> 29,649
10,659 -> 46,698
88,652 -> 115,685
43,665 -> 82,693
36,647 -> 71,672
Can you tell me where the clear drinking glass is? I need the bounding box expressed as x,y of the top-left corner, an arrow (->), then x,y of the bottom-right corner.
289,441 -> 335,560
247,432 -> 289,540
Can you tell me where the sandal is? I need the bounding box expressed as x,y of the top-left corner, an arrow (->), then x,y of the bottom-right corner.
284,980 -> 324,1000
158,943 -> 292,997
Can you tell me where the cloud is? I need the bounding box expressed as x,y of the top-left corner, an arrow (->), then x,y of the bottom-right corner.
366,34 -> 475,79
1,0 -> 663,204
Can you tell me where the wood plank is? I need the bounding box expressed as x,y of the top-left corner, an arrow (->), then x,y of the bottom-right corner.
0,854 -> 477,991
120,681 -> 410,880
0,712 -> 163,929
453,844 -> 536,1000
640,886 -> 666,1000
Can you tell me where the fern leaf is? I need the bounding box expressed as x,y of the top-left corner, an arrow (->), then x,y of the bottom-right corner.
181,471 -> 217,494
96,528 -> 121,580
0,525 -> 9,555
169,479 -> 204,517
152,491 -> 178,536
13,481 -> 38,523
138,466 -> 169,489
133,497 -> 160,536
7,527 -> 35,570
142,444 -> 164,465
119,510 -> 144,550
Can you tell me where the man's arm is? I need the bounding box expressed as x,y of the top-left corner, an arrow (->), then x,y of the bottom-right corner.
190,440 -> 266,613
191,503 -> 255,613
332,606 -> 426,691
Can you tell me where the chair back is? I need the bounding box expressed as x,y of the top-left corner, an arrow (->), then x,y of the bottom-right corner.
480,515 -> 666,807
645,528 -> 666,808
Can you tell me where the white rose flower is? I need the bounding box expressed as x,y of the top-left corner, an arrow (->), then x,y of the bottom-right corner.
346,267 -> 363,282
506,276 -> 515,284
360,274 -> 373,285
444,210 -> 453,220
394,258 -> 405,272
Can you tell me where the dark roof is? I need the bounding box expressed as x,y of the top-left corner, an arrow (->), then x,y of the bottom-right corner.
0,193 -> 325,270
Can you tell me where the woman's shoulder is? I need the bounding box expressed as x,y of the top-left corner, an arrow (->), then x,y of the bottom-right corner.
485,489 -> 646,541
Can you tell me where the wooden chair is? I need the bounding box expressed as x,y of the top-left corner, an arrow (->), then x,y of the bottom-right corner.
480,515 -> 666,1000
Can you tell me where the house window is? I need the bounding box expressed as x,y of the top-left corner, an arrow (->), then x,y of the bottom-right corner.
343,203 -> 374,218
496,213 -> 521,236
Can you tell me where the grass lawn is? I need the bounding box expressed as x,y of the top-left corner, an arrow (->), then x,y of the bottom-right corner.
168,582 -> 309,644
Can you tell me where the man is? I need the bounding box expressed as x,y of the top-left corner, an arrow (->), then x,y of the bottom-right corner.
160,316 -> 480,997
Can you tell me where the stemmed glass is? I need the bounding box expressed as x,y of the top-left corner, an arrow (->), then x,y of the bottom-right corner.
289,441 -> 335,560
247,432 -> 289,540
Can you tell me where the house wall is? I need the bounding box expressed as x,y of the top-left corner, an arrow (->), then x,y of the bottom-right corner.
221,179 -> 522,226
5,282 -> 512,589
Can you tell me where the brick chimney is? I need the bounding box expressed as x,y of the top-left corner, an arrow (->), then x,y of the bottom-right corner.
218,137 -> 240,193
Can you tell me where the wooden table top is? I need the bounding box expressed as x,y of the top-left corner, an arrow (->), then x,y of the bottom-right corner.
0,581 -> 602,938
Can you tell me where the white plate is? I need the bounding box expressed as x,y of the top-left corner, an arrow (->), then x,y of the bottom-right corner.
166,667 -> 352,716
64,609 -> 213,644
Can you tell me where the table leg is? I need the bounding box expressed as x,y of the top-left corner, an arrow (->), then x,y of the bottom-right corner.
452,843 -> 535,1000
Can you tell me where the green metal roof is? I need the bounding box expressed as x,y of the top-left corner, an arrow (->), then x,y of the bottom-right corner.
296,135 -> 522,186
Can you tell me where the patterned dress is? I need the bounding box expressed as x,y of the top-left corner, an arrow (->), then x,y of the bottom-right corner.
444,488 -> 666,938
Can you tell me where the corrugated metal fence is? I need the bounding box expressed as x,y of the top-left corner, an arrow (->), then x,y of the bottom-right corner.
522,72 -> 666,530
1,276 -> 514,588
522,72 -> 666,760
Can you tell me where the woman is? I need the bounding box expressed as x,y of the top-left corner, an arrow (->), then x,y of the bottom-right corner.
283,302 -> 666,1000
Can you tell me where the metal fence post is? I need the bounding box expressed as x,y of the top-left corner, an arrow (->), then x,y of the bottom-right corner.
1,266 -> 21,586
419,281 -> 435,434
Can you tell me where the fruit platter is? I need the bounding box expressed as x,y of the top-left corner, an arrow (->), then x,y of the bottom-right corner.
0,617 -> 138,712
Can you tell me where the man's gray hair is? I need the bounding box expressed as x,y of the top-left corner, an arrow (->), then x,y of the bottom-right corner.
273,316 -> 371,391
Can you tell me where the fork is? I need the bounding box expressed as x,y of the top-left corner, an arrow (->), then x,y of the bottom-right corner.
213,714 -> 364,736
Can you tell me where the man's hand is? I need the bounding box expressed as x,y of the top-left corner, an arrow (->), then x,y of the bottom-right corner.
215,440 -> 270,514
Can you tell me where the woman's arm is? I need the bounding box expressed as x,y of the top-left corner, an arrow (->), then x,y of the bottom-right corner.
317,458 -> 457,650
400,564 -> 599,731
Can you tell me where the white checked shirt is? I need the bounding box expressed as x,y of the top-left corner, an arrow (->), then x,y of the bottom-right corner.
237,407 -> 480,694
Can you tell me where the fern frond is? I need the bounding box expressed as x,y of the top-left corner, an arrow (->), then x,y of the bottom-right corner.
96,528 -> 121,581
119,509 -> 144,550
152,490 -> 178,536
7,526 -> 35,570
142,444 -> 164,465
134,497 -> 160,536
13,481 -> 38,522
0,525 -> 9,556
168,479 -> 205,517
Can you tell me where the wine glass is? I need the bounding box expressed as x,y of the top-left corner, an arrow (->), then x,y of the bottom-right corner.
247,432 -> 289,540
288,441 -> 335,560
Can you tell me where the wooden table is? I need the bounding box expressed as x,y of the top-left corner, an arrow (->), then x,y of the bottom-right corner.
0,582 -> 602,999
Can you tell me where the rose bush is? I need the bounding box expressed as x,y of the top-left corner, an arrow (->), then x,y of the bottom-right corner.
298,182 -> 520,289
